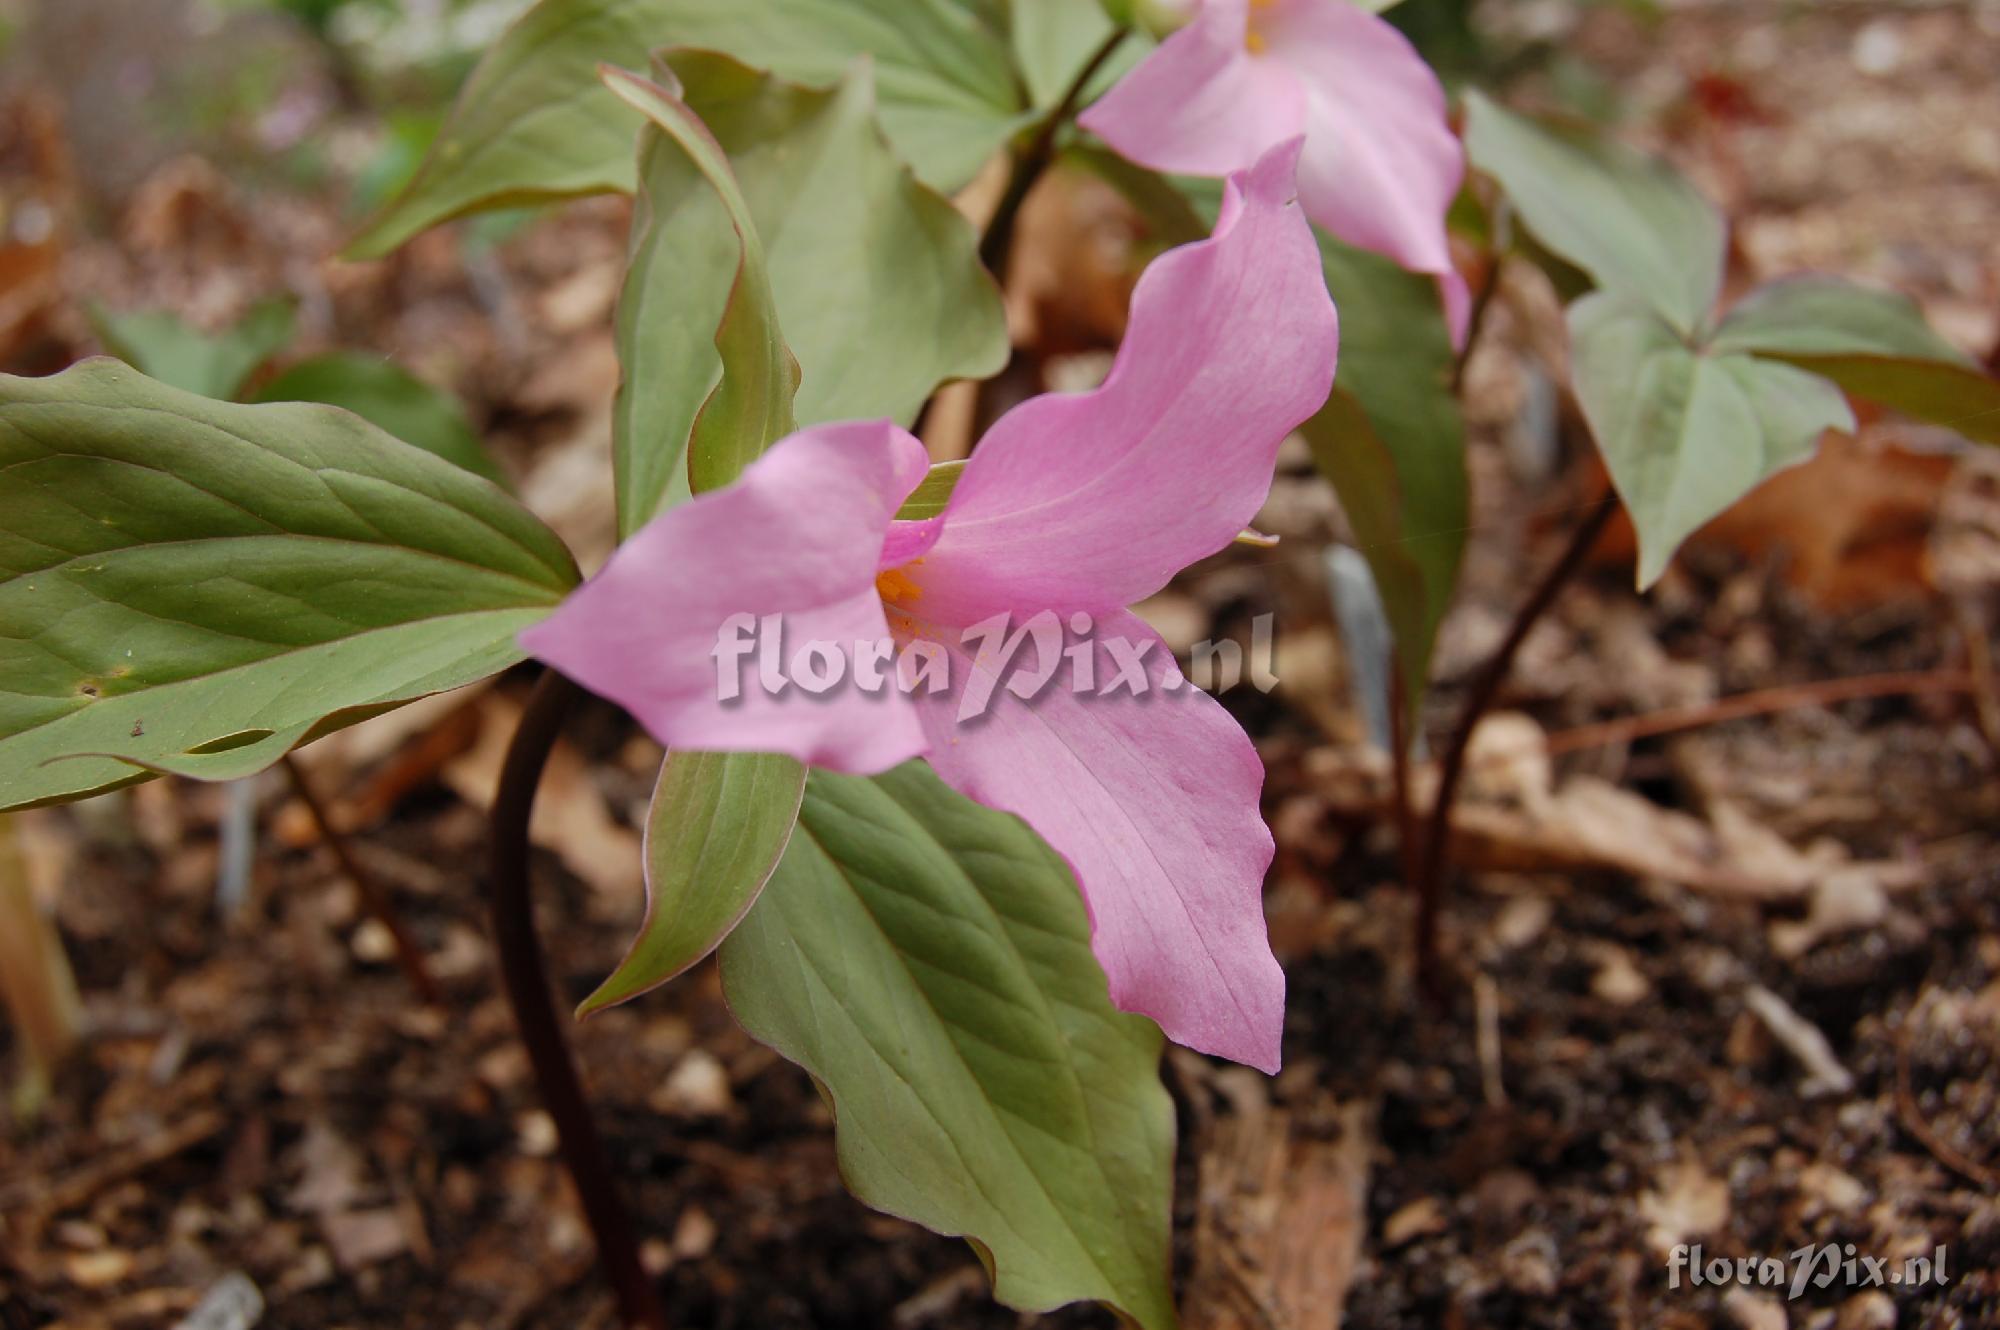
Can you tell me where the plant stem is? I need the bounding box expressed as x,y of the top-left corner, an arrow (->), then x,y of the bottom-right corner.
1411,489 -> 1620,1001
978,28 -> 1129,282
489,671 -> 667,1330
282,753 -> 442,1007
1449,258 -> 1501,396
1388,666 -> 1422,900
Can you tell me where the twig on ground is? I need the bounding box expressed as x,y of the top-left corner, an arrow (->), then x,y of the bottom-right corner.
1474,973 -> 1507,1109
283,754 -> 442,1007
1533,670 -> 1978,762
1743,985 -> 1853,1097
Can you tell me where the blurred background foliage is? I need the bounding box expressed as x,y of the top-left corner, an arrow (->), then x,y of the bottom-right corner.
0,0 -> 1680,231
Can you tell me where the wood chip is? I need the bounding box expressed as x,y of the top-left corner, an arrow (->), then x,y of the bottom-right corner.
1639,1159 -> 1730,1258
1744,984 -> 1856,1096
320,1207 -> 410,1272
1183,1084 -> 1372,1330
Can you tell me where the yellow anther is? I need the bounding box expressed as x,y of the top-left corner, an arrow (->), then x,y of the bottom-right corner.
1246,0 -> 1274,52
876,566 -> 923,603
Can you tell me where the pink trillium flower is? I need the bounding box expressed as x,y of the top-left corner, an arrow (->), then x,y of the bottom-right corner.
1081,0 -> 1470,344
519,140 -> 1338,1073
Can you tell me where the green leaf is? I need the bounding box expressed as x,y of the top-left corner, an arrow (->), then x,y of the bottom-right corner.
1008,0 -> 1135,108
1306,236 -> 1467,713
0,360 -> 579,812
605,61 -> 801,512
1569,293 -> 1854,589
600,64 -> 812,988
254,353 -> 507,486
344,0 -> 1025,259
1710,277 -> 2000,445
894,458 -> 968,520
88,299 -> 297,401
579,750 -> 804,1015
612,51 -> 1006,534
720,764 -> 1178,1330
1464,91 -> 1724,336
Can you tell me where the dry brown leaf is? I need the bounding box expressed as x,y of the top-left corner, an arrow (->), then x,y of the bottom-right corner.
0,93 -> 71,367
1695,434 -> 1956,609
1184,1077 -> 1371,1330
0,812 -> 83,1116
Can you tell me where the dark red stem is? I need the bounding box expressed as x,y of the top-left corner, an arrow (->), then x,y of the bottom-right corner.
1411,489 -> 1621,1001
489,670 -> 667,1330
977,28 -> 1129,282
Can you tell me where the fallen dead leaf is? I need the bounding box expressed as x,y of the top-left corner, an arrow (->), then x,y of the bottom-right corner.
1770,868 -> 1891,959
1183,1074 -> 1371,1330
1695,434 -> 1956,610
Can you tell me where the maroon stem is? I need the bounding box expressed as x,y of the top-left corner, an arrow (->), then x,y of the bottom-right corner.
1388,666 -> 1422,902
489,670 -> 667,1330
977,27 -> 1129,282
1449,257 -> 1502,396
1411,489 -> 1621,1000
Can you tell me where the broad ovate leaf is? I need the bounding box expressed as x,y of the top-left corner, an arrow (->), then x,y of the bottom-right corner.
579,750 -> 804,1015
1710,277 -> 2000,445
605,62 -> 809,995
1464,92 -> 1724,337
895,458 -> 969,520
1569,293 -> 1855,589
345,0 -> 1024,258
721,764 -> 1177,1330
613,52 -> 1005,534
1009,0 -> 1138,107
255,352 -> 506,485
88,299 -> 296,401
604,60 -> 801,514
0,360 -> 579,812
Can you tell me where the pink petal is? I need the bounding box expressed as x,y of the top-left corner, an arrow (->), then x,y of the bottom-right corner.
1078,0 -> 1306,178
879,516 -> 945,569
909,139 -> 1338,626
905,608 -> 1284,1071
1259,0 -> 1467,337
519,421 -> 931,775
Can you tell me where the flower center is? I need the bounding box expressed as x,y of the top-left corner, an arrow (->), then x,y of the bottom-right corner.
1245,0 -> 1276,53
875,565 -> 923,604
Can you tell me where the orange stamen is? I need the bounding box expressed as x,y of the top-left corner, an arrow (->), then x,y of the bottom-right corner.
876,566 -> 923,603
